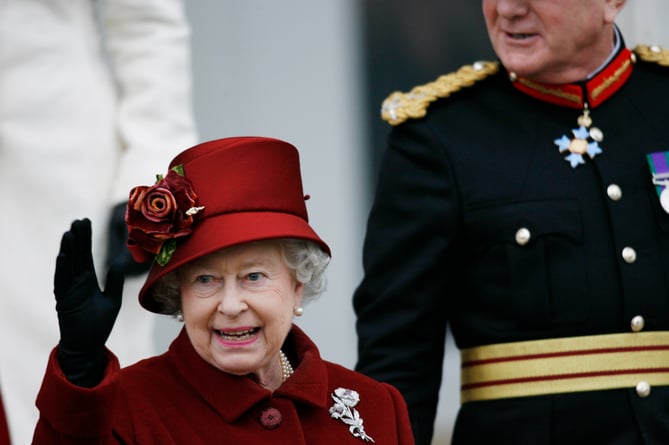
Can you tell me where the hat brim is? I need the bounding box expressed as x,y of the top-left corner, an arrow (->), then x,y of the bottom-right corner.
139,211 -> 330,313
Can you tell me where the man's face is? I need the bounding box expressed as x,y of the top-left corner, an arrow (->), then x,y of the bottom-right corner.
482,0 -> 625,83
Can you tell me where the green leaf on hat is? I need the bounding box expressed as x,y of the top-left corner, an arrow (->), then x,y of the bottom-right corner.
156,239 -> 177,267
171,164 -> 185,176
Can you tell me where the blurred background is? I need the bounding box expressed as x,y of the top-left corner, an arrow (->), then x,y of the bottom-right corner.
159,1 -> 668,443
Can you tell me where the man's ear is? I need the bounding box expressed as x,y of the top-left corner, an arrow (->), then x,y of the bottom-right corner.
604,0 -> 626,24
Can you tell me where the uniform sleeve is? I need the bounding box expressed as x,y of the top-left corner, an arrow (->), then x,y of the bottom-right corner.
32,347 -> 122,444
100,0 -> 199,202
353,121 -> 458,445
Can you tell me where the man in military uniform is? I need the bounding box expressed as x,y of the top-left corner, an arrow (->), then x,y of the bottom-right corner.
353,0 -> 669,443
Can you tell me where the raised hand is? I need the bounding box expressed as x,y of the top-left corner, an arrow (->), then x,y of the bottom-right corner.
54,218 -> 124,387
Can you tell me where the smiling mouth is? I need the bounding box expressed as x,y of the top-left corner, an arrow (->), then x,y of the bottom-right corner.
216,328 -> 260,341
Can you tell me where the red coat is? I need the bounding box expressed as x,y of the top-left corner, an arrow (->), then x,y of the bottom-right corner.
0,389 -> 9,445
33,325 -> 414,444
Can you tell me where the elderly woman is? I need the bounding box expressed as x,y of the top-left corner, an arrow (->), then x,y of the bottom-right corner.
32,137 -> 414,444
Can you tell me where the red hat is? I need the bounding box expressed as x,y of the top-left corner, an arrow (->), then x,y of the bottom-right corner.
125,136 -> 331,313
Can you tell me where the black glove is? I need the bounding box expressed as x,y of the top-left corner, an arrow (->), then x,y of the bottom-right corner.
55,219 -> 124,387
106,201 -> 151,276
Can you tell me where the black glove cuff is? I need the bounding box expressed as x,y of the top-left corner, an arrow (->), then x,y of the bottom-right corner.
56,344 -> 107,388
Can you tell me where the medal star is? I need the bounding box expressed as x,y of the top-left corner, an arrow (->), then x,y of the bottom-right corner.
586,141 -> 602,158
565,152 -> 586,168
572,126 -> 589,140
554,126 -> 603,168
554,135 -> 572,153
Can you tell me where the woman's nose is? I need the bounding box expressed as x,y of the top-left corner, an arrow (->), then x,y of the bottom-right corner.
216,286 -> 248,315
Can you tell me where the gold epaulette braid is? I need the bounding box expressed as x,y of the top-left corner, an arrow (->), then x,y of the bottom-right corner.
380,61 -> 499,126
633,44 -> 669,66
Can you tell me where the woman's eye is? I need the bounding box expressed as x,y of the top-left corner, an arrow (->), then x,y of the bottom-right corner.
246,272 -> 264,282
186,275 -> 221,297
196,275 -> 215,284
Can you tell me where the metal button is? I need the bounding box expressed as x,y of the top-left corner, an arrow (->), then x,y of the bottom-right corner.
607,184 -> 622,201
636,381 -> 651,398
630,315 -> 645,332
622,247 -> 637,264
515,227 -> 531,246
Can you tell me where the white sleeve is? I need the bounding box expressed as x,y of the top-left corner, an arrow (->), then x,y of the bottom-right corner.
100,0 -> 199,202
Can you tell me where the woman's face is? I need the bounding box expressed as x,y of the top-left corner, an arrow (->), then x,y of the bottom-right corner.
482,0 -> 625,83
179,240 -> 303,388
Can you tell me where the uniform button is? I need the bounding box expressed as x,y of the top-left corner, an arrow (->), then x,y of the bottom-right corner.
515,228 -> 531,246
622,247 -> 637,264
607,184 -> 622,201
259,407 -> 282,429
630,315 -> 645,332
636,381 -> 651,398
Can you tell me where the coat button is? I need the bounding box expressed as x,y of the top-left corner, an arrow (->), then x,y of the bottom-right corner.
622,247 -> 637,264
630,315 -> 645,332
636,381 -> 651,398
515,228 -> 531,246
259,407 -> 282,429
607,184 -> 622,201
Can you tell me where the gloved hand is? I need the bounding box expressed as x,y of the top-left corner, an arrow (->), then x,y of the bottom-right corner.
55,219 -> 124,387
106,201 -> 151,276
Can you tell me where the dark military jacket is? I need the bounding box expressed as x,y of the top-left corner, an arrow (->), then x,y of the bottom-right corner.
354,41 -> 669,445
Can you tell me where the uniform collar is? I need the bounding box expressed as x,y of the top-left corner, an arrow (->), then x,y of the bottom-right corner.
167,324 -> 329,423
509,46 -> 635,110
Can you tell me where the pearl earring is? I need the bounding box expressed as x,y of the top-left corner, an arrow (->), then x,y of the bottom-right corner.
176,312 -> 184,322
293,306 -> 304,317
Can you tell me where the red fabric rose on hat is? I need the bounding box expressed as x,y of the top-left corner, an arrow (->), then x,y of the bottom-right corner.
125,165 -> 204,266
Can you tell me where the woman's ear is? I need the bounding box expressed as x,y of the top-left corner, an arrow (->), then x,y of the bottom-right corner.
293,280 -> 304,306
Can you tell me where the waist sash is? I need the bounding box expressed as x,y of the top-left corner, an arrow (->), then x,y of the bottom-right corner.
460,331 -> 669,403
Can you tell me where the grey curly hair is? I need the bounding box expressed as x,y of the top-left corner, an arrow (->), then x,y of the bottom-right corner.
150,238 -> 330,316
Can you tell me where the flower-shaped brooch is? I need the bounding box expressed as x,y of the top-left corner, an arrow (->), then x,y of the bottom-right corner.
329,388 -> 375,442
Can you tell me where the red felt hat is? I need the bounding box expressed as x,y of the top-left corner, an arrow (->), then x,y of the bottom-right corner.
125,136 -> 331,313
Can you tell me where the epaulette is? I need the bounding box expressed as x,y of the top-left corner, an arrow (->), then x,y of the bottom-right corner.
381,61 -> 499,126
633,44 -> 669,66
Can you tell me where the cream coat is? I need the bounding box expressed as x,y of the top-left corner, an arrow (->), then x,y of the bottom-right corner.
0,1 -> 197,443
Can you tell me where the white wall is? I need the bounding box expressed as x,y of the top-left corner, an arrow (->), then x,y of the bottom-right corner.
617,1 -> 669,48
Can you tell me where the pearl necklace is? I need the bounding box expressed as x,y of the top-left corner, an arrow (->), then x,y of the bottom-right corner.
279,349 -> 294,381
